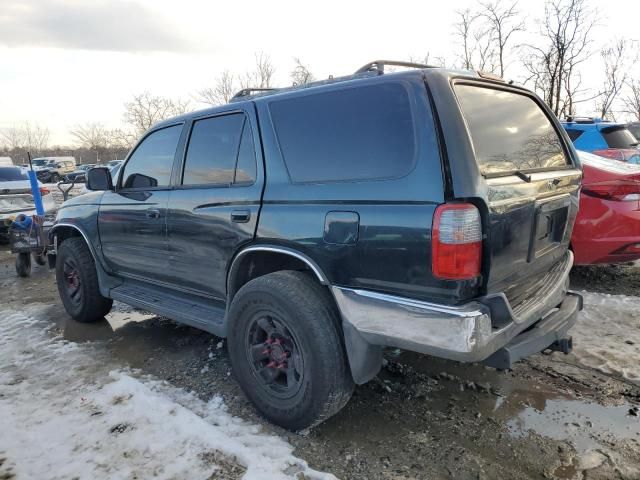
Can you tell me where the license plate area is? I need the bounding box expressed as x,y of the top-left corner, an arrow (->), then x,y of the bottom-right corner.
527,195 -> 570,262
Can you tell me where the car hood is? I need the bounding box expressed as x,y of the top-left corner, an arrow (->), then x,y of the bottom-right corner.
59,189 -> 104,208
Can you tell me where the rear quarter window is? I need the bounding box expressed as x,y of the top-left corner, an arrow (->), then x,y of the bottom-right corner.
269,83 -> 416,183
455,84 -> 569,175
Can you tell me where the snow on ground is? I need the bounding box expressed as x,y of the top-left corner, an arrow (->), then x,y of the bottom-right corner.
0,306 -> 334,480
568,291 -> 640,384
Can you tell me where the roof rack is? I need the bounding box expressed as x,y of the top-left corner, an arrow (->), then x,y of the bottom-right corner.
354,60 -> 436,75
230,87 -> 276,101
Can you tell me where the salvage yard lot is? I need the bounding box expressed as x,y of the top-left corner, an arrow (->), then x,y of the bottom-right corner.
1,248 -> 639,480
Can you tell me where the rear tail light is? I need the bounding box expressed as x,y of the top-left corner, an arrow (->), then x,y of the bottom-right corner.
582,180 -> 640,201
432,203 -> 482,280
592,148 -> 639,162
39,186 -> 50,196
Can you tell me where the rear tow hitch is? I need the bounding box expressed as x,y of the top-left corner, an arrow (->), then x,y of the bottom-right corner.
548,336 -> 573,354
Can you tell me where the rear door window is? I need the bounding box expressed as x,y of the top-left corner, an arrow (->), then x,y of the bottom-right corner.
455,84 -> 569,175
182,114 -> 245,186
269,83 -> 416,183
601,126 -> 639,149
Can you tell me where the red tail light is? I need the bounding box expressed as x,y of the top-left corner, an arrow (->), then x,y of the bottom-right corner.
592,148 -> 640,162
39,186 -> 50,196
582,180 -> 640,201
432,203 -> 482,280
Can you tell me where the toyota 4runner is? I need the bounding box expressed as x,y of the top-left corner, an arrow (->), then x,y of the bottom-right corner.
50,61 -> 583,430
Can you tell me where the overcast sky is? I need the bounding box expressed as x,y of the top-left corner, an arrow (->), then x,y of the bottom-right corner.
1,0 -> 639,146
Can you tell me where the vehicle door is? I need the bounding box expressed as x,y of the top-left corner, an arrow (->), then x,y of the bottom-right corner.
98,123 -> 183,283
166,109 -> 263,299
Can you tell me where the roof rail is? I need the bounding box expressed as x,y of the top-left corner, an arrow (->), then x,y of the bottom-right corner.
354,60 -> 436,75
564,116 -> 610,124
230,87 -> 277,101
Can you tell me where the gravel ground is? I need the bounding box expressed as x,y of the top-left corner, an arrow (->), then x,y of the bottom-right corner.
1,248 -> 639,480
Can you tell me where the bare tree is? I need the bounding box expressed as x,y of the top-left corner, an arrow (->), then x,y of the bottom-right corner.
453,9 -> 476,70
622,79 -> 640,122
123,92 -> 191,135
479,1 -> 525,77
290,58 -> 315,85
1,126 -> 26,151
197,70 -> 236,106
239,52 -> 276,89
452,8 -> 497,72
70,122 -> 111,150
596,39 -> 637,120
521,0 -> 596,117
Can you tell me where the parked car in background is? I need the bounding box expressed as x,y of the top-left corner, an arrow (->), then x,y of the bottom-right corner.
106,159 -> 124,168
626,122 -> 640,142
562,118 -> 640,163
571,150 -> 640,264
49,61 -> 583,430
0,157 -> 14,167
0,166 -> 57,242
64,164 -> 95,183
34,157 -> 77,183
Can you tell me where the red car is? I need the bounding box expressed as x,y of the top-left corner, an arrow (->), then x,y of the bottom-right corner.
572,151 -> 640,264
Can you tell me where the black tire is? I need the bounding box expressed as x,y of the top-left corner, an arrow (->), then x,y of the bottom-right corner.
15,253 -> 31,277
33,253 -> 47,266
56,237 -> 113,322
50,173 -> 60,183
227,270 -> 354,430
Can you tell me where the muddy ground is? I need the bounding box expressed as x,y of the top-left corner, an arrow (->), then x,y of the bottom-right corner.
1,247 -> 639,480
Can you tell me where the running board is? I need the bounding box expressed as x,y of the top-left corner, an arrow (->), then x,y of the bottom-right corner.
109,282 -> 226,337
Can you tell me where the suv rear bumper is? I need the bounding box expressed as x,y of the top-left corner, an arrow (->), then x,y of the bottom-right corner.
332,252 -> 581,366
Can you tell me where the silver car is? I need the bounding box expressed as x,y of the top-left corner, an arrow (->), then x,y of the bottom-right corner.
0,166 -> 57,241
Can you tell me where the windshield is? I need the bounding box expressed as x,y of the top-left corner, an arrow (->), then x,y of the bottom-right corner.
0,167 -> 29,182
601,126 -> 639,149
32,159 -> 49,166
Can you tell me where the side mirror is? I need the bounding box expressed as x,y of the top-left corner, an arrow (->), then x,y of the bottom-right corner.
86,167 -> 113,191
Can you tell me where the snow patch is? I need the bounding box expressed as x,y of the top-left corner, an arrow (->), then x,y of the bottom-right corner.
0,306 -> 334,480
567,291 -> 640,383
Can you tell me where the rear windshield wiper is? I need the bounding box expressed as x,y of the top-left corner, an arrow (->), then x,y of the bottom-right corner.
513,171 -> 532,182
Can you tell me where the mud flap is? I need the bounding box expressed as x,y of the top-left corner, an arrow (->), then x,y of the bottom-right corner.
342,320 -> 383,384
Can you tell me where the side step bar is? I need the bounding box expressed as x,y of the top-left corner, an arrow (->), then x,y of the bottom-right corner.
110,282 -> 226,337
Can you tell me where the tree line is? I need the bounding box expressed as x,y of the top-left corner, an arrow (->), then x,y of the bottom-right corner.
1,0 -> 639,165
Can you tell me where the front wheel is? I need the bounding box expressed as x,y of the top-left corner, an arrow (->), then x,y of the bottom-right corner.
227,270 -> 354,430
50,173 -> 60,183
55,237 -> 113,322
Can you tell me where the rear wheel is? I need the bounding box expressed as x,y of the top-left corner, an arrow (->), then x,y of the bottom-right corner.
228,270 -> 354,430
50,173 -> 60,183
15,253 -> 31,277
56,237 -> 113,322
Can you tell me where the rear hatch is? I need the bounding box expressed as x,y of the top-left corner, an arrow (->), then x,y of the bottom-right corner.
452,82 -> 582,308
0,168 -> 36,215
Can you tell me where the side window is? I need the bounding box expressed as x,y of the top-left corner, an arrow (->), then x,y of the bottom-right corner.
182,113 -> 256,186
269,83 -> 416,183
121,125 -> 182,189
565,129 -> 583,142
234,120 -> 257,184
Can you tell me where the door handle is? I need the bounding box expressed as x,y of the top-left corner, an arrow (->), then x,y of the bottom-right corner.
146,208 -> 160,219
231,209 -> 251,223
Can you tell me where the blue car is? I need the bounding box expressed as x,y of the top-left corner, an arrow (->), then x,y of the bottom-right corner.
561,117 -> 640,163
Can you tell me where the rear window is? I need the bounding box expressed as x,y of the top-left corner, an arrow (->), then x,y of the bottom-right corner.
269,83 -> 416,183
455,85 -> 569,175
601,126 -> 639,149
0,167 -> 28,181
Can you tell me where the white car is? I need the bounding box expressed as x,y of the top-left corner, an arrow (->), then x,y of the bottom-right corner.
0,166 -> 57,241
